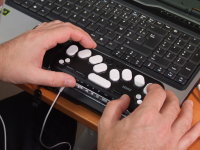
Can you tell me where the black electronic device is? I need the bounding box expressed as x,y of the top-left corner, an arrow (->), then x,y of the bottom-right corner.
43,42 -> 164,115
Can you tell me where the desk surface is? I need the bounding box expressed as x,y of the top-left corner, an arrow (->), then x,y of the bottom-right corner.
19,84 -> 200,150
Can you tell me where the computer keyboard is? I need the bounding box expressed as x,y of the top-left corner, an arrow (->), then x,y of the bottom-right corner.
7,0 -> 200,91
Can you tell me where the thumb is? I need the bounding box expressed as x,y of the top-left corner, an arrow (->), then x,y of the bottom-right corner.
100,95 -> 130,128
31,68 -> 76,87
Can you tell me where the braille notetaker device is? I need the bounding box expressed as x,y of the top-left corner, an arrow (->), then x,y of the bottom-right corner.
43,42 -> 164,116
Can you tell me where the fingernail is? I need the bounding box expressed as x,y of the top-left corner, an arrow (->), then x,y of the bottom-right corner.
120,94 -> 130,101
65,79 -> 75,87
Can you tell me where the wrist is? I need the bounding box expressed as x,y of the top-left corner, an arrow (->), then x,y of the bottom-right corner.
0,43 -> 9,81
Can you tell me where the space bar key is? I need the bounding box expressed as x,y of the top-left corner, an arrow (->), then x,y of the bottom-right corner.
124,42 -> 153,57
88,73 -> 111,89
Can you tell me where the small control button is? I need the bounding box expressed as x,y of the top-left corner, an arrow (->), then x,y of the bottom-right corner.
66,45 -> 78,57
59,59 -> 64,65
137,100 -> 143,105
78,49 -> 92,59
136,94 -> 142,100
93,63 -> 108,73
122,69 -> 132,81
65,58 -> 70,63
109,69 -> 120,81
89,55 -> 103,64
143,83 -> 152,94
88,73 -> 111,89
134,74 -> 145,87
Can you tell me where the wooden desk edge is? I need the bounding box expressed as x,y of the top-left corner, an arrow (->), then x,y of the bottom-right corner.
18,84 -> 100,131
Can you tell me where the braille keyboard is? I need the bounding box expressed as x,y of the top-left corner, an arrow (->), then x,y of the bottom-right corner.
43,42 -> 164,115
6,0 -> 200,114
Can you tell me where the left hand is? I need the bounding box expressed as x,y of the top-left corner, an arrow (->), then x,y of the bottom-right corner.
0,20 -> 96,87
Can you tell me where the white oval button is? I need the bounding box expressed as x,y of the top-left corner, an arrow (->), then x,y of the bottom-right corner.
109,69 -> 120,81
59,59 -> 64,65
88,73 -> 111,89
89,55 -> 103,65
66,45 -> 78,57
134,74 -> 145,87
143,83 -> 152,94
65,58 -> 70,63
78,49 -> 92,59
93,63 -> 108,73
122,69 -> 132,81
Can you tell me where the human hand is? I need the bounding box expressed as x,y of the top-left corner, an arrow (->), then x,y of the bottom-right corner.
0,20 -> 96,87
98,84 -> 200,150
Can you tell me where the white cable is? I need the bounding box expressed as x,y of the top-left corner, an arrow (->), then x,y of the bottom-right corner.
39,87 -> 71,150
0,114 -> 6,150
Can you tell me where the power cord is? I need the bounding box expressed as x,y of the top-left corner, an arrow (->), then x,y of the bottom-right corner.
0,114 -> 6,150
39,87 -> 72,150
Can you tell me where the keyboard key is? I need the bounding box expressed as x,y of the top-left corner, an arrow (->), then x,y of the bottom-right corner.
169,45 -> 181,54
30,3 -> 42,12
22,0 -> 34,8
88,73 -> 111,89
144,33 -> 163,50
164,71 -> 176,79
154,47 -> 166,57
175,76 -> 187,85
179,50 -> 191,60
190,37 -> 200,46
37,7 -> 50,16
185,44 -> 196,52
174,57 -> 187,66
164,52 -> 176,61
190,50 -> 200,65
149,54 -> 170,68
52,6 -> 64,14
178,62 -> 196,79
144,61 -> 155,69
55,0 -> 67,7
168,64 -> 181,74
124,40 -> 153,57
44,2 -> 56,10
106,41 -> 118,50
154,66 -> 165,74
148,25 -> 168,36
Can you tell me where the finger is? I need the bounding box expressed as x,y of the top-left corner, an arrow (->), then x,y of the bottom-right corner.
100,95 -> 130,128
54,23 -> 97,48
172,100 -> 193,138
42,23 -> 97,50
35,20 -> 63,29
160,90 -> 180,125
178,122 -> 200,150
139,84 -> 166,112
30,68 -> 76,87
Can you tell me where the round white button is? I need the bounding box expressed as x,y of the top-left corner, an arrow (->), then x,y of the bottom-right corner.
136,94 -> 142,100
143,83 -> 152,94
78,49 -> 92,59
89,55 -> 103,65
65,58 -> 70,63
66,45 -> 78,57
93,63 -> 108,73
134,74 -> 145,87
59,59 -> 64,65
122,69 -> 132,81
137,100 -> 143,105
109,69 -> 120,82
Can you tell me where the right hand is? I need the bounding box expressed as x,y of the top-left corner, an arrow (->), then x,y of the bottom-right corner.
98,84 -> 200,150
